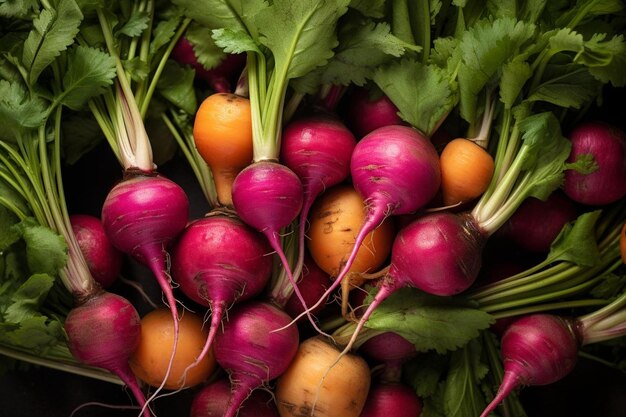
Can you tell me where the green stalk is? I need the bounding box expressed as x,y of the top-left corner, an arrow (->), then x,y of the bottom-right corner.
247,52 -> 266,161
139,17 -> 191,118
392,0 -> 416,46
488,299 -> 608,320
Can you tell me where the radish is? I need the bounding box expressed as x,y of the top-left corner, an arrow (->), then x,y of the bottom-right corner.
170,214 -> 273,374
171,36 -> 246,93
213,300 -> 299,417
360,381 -> 423,417
297,124 -> 440,324
283,255 -> 333,320
498,191 -> 578,253
190,378 -> 279,417
70,214 -> 123,289
480,284 -> 626,417
344,86 -> 403,138
64,291 -> 147,415
277,113 -> 356,304
563,121 -> 626,206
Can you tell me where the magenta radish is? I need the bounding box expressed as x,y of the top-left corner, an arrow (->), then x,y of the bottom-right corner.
171,36 -> 246,93
344,86 -> 403,138
278,113 -> 356,300
170,214 -> 273,373
563,121 -> 626,206
65,290 -> 148,416
213,300 -> 299,417
70,214 -> 123,289
190,378 -> 279,417
481,282 -> 626,417
498,191 -> 578,253
298,125 -> 440,325
360,381 -> 423,417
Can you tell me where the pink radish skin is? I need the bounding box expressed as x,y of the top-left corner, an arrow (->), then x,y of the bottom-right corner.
335,211 -> 485,355
190,378 -> 279,417
280,114 -> 356,302
101,172 -> 189,401
171,37 -> 246,94
360,331 -> 417,383
70,214 -> 123,289
64,291 -> 148,417
499,191 -> 578,253
301,125 -> 441,328
360,382 -> 423,417
214,301 -> 299,417
564,121 -> 626,206
231,161 -> 322,331
170,214 -> 273,372
345,87 -> 403,138
479,314 -> 581,417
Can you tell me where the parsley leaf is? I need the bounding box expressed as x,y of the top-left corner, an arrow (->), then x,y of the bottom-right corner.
59,45 -> 116,111
0,80 -> 48,140
21,0 -> 83,86
443,339 -> 489,417
12,219 -> 67,277
547,210 -> 602,266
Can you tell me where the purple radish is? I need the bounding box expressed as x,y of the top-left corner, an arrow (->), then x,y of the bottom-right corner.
498,191 -> 578,253
70,214 -> 124,289
171,37 -> 246,94
359,331 -> 417,382
299,125 -> 441,323
101,172 -> 189,400
64,291 -> 148,416
231,160 -> 322,330
564,121 -> 626,206
213,301 -> 299,417
479,314 -> 581,417
344,86 -> 404,138
170,214 -> 273,372
283,255 -> 333,320
279,113 -> 356,292
190,378 -> 279,417
360,381 -> 423,417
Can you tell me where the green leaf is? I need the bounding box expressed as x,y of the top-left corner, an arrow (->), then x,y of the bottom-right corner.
576,34 -> 626,87
0,80 -> 48,140
517,111 -> 571,201
4,273 -> 55,323
404,352 -> 449,398
348,0 -> 386,18
519,0 -> 547,23
150,14 -> 182,54
0,0 -> 38,18
373,58 -> 457,136
364,288 -> 494,354
12,219 -> 67,276
457,17 -> 536,122
499,59 -> 531,109
156,60 -> 197,114
555,0 -> 624,29
115,10 -> 150,38
443,339 -> 489,417
59,45 -> 116,110
184,22 -> 226,69
173,0 -> 265,34
21,0 -> 83,85
321,20 -> 416,87
546,28 -> 584,55
0,205 -> 20,251
547,210 -> 602,266
212,27 -> 260,54
255,0 -> 350,80
590,272 -> 626,299
123,56 -> 150,81
527,65 -> 601,109
1,316 -> 65,352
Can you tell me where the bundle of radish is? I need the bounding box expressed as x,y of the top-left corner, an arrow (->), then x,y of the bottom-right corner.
0,1 -> 150,412
479,285 -> 626,417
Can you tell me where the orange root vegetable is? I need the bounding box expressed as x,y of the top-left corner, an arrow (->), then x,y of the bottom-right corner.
129,308 -> 217,390
307,185 -> 395,316
439,137 -> 495,206
193,92 -> 253,207
276,336 -> 371,417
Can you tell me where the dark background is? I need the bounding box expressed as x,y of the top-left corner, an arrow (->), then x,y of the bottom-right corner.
1,84 -> 625,417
